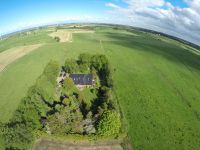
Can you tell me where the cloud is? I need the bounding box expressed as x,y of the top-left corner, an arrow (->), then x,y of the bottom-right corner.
125,0 -> 166,8
106,2 -> 121,9
106,0 -> 200,46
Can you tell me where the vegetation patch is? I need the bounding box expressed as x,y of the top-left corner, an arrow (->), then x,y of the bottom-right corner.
0,53 -> 123,149
1,24 -> 200,150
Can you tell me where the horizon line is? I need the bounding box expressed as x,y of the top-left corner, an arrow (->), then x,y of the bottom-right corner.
1,22 -> 200,49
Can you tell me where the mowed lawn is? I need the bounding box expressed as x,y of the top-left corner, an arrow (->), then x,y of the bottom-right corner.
0,26 -> 200,149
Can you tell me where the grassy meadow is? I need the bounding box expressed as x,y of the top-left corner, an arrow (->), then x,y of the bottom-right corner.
0,25 -> 200,149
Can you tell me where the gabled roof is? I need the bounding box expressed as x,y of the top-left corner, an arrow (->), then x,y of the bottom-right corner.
69,74 -> 93,85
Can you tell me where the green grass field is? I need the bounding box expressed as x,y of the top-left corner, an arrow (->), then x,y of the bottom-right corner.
0,25 -> 200,149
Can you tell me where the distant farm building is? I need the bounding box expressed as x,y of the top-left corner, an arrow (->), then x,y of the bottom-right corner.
69,74 -> 93,86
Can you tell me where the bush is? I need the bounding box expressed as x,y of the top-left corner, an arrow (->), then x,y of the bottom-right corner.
54,36 -> 60,42
97,110 -> 121,137
64,59 -> 79,73
79,53 -> 91,64
62,77 -> 76,95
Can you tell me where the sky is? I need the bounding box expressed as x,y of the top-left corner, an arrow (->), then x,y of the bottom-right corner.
0,0 -> 200,45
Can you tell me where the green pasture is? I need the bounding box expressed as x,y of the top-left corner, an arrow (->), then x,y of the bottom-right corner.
0,25 -> 200,149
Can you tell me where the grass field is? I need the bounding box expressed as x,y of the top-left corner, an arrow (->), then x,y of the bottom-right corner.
0,29 -> 56,53
0,44 -> 43,72
0,25 -> 200,149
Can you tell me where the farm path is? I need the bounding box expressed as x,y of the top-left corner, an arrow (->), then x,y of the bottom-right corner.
35,139 -> 123,150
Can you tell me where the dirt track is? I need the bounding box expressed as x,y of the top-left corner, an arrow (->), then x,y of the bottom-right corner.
0,44 -> 42,72
35,139 -> 123,150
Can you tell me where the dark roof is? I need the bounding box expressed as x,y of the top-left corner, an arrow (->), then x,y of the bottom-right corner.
69,74 -> 93,85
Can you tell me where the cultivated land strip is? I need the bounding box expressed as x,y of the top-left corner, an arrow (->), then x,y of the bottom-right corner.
48,29 -> 94,43
35,139 -> 123,150
49,30 -> 72,42
0,44 -> 43,72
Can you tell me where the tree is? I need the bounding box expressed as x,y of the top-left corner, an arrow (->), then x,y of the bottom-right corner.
54,36 -> 60,42
46,112 -> 71,135
62,77 -> 75,95
3,123 -> 34,149
46,101 -> 83,134
79,63 -> 89,73
104,63 -> 113,87
43,61 -> 59,85
64,59 -> 79,73
91,54 -> 108,71
97,111 -> 121,137
79,53 -> 91,65
86,111 -> 93,120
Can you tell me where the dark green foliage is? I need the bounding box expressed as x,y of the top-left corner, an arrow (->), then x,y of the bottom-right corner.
62,77 -> 76,95
34,61 -> 59,105
79,63 -> 89,73
64,59 -> 79,73
3,123 -> 34,149
79,53 -> 91,65
46,98 -> 83,134
54,36 -> 60,42
1,98 -> 41,149
45,54 -> 118,136
91,54 -> 108,71
103,63 -> 113,87
97,110 -> 121,137
35,75 -> 57,104
0,54 -> 120,149
0,61 -> 60,149
90,55 -> 113,87
0,123 -> 6,149
26,86 -> 50,116
43,60 -> 59,86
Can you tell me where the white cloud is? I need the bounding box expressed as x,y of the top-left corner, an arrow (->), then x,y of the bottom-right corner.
106,2 -> 121,9
106,0 -> 200,46
125,0 -> 165,8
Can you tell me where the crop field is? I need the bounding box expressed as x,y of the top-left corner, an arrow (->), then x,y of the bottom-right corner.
48,30 -> 72,42
48,29 -> 94,42
0,25 -> 200,149
0,44 -> 43,72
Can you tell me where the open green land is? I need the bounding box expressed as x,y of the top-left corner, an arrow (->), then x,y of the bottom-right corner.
0,25 -> 200,149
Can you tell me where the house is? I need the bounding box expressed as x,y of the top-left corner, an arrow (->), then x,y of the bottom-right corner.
69,74 -> 94,86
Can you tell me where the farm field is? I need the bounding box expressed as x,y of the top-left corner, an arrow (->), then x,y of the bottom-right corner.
48,29 -> 94,42
0,25 -> 200,149
0,44 -> 43,72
